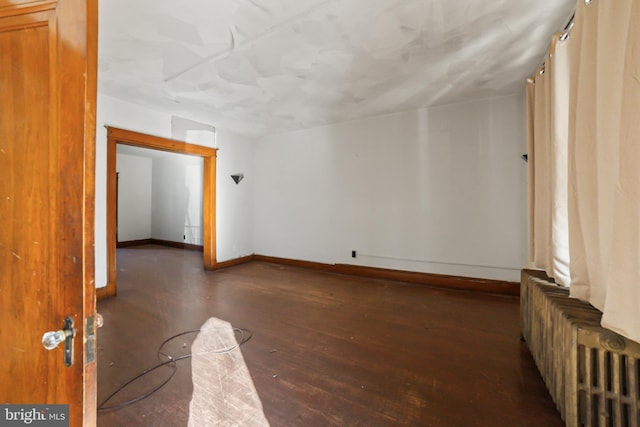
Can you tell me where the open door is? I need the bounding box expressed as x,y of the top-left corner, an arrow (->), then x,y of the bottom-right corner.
0,1 -> 97,425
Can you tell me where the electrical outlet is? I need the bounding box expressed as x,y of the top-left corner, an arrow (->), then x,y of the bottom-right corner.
351,250 -> 356,258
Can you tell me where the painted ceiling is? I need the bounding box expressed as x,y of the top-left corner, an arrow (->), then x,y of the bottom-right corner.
99,0 -> 574,137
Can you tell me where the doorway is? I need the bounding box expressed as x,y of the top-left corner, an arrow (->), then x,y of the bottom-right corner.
102,127 -> 218,298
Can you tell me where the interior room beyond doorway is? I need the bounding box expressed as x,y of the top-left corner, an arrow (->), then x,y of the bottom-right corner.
116,145 -> 205,250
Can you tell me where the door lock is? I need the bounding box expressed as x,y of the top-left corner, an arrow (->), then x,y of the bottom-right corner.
42,316 -> 75,367
85,313 -> 103,364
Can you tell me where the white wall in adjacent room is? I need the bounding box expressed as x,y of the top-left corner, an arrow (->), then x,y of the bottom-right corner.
253,93 -> 528,282
150,153 -> 204,245
116,153 -> 153,241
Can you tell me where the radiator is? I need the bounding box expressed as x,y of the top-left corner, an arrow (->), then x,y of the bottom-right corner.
521,270 -> 640,427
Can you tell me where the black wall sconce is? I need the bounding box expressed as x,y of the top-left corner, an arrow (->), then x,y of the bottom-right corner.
231,173 -> 244,184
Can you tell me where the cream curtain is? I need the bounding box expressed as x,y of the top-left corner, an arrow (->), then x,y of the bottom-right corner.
598,0 -> 640,341
549,35 -> 571,287
526,79 -> 535,267
532,60 -> 551,273
529,0 -> 640,342
529,34 -> 571,287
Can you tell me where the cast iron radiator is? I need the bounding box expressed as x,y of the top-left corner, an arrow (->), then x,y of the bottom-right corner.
521,270 -> 640,427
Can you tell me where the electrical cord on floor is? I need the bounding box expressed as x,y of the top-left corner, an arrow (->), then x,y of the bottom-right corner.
98,327 -> 253,412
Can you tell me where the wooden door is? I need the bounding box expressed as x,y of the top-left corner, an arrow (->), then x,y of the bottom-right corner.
0,1 -> 97,426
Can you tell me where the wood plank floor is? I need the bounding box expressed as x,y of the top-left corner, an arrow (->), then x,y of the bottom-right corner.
97,245 -> 562,427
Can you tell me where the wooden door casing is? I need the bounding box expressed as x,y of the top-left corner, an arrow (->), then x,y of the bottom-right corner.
0,1 -> 97,426
104,127 -> 218,299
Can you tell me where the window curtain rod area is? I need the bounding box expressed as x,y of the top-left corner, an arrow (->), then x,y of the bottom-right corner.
536,10 -> 575,72
559,13 -> 575,41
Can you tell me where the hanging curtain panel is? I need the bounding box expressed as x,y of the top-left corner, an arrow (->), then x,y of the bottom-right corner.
526,79 -> 535,267
532,62 -> 551,273
567,0 -> 632,308
599,0 -> 640,342
548,35 -> 571,287
529,34 -> 571,286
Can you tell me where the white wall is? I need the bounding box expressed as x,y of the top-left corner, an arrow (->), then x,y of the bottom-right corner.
174,119 -> 256,261
215,130 -> 254,262
96,95 -> 172,287
95,94 -> 255,287
150,154 -> 204,245
97,92 -> 525,285
253,93 -> 528,282
115,149 -> 206,246
116,153 -> 152,241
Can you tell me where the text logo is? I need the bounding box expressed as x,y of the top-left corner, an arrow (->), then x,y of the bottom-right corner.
0,405 -> 69,427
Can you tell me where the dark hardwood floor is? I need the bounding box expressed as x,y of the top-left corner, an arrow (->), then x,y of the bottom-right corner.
97,245 -> 562,427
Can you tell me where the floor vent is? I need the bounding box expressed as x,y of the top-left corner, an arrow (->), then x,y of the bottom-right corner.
521,270 -> 640,427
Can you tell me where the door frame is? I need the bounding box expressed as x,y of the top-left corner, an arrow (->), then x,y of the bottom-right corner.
102,127 -> 218,298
